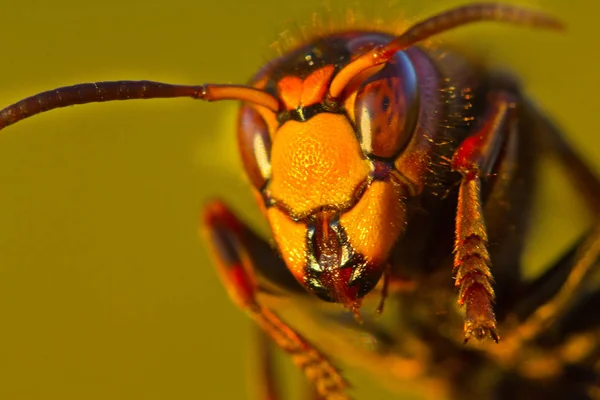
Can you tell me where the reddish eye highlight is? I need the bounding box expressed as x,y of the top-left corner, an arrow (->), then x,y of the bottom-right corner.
237,106 -> 272,189
354,51 -> 419,159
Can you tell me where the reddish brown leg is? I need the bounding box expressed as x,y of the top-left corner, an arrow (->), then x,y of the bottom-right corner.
375,263 -> 391,316
256,327 -> 279,400
504,99 -> 600,347
202,200 -> 351,400
257,326 -> 326,400
515,228 -> 600,343
451,92 -> 516,343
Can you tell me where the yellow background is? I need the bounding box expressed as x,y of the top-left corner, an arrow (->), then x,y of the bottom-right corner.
0,0 -> 598,399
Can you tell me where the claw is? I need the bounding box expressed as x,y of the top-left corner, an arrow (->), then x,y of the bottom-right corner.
464,321 -> 500,344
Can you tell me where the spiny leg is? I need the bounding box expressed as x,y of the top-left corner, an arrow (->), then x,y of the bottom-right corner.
256,326 -> 326,400
452,92 -> 517,343
202,200 -> 351,400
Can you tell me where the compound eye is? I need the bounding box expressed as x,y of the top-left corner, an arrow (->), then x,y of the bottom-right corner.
237,105 -> 272,190
354,51 -> 419,159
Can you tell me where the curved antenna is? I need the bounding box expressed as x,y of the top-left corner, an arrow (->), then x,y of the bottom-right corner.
0,81 -> 280,130
328,2 -> 565,99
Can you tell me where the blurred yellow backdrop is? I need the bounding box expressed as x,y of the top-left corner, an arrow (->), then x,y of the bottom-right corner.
0,0 -> 598,399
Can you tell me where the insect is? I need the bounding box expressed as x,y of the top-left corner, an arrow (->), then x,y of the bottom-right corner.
1,2 -> 599,400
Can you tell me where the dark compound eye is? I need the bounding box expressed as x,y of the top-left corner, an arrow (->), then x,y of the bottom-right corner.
237,105 -> 272,190
354,51 -> 419,159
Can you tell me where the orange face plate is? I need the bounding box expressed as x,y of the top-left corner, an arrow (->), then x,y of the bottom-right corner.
268,113 -> 371,219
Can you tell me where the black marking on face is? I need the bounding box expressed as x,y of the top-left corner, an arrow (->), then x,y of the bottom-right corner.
304,215 -> 374,302
347,259 -> 382,299
277,103 -> 346,124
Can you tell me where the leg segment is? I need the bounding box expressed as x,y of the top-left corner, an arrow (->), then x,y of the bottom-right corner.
502,98 -> 600,350
202,200 -> 350,400
255,327 -> 279,400
452,92 -> 516,343
481,100 -> 600,400
515,227 -> 600,343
